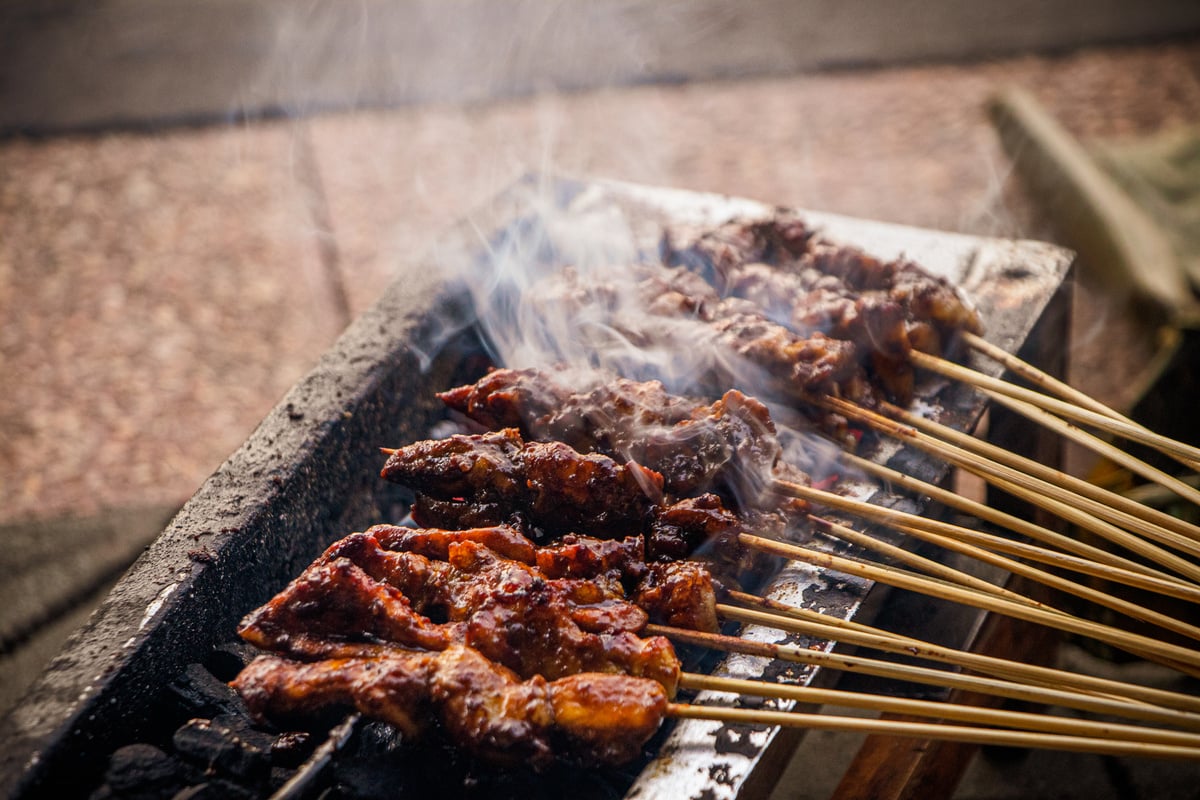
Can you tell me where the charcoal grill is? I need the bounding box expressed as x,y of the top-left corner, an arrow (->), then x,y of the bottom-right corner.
0,176 -> 1072,800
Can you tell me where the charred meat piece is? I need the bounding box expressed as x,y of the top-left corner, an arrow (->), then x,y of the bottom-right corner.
406,494 -> 524,532
382,426 -> 786,580
802,242 -> 984,340
237,558 -> 454,659
660,215 -> 814,287
382,428 -> 664,540
534,533 -> 648,583
661,216 -> 983,403
705,315 -> 870,406
232,645 -> 668,768
717,264 -> 915,402
380,428 -> 526,500
633,561 -> 719,634
439,367 -> 697,467
317,532 -> 635,632
647,493 -> 782,586
438,365 -> 696,441
548,671 -> 669,767
368,523 -> 538,564
234,652 -> 433,738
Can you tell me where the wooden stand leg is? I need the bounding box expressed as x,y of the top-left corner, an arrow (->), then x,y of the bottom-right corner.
828,592 -> 1059,800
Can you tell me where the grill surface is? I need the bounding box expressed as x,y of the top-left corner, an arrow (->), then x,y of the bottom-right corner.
0,176 -> 1072,800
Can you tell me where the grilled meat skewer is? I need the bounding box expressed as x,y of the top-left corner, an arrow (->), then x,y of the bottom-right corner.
529,266 -> 873,435
381,427 -> 665,539
661,216 -> 983,361
233,644 -> 669,769
232,524 -> 734,768
381,427 -> 801,555
239,532 -> 683,693
438,369 -> 810,508
366,524 -> 721,635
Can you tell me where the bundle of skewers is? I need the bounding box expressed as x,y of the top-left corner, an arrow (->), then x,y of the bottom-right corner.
229,215 -> 1200,777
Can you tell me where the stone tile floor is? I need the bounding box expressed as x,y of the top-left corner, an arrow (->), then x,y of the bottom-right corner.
3,36 -> 1200,798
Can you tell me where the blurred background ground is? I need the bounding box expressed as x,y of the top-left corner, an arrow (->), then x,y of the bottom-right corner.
2,3 -> 1200,797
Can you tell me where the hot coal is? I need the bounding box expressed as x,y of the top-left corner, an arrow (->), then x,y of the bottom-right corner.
99,745 -> 185,796
171,716 -> 274,784
168,664 -> 250,720
269,730 -> 315,768
85,643 -> 334,800
165,779 -> 260,800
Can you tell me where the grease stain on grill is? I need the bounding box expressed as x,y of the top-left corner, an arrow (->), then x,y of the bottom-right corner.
999,264 -> 1037,281
188,548 -> 217,564
759,655 -> 812,686
713,725 -> 767,757
708,762 -> 735,787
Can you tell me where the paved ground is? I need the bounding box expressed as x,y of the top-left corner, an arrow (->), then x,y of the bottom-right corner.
2,36 -> 1200,798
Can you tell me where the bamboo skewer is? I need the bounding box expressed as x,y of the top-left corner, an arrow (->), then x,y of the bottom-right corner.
960,333 -> 1123,420
981,389 -> 1200,511
804,514 -> 1035,606
881,400 -> 1200,545
739,533 -> 1200,673
654,625 -> 1200,729
890,512 -> 1200,648
779,483 -> 1200,644
975,469 -> 1200,585
708,599 -> 1200,715
824,397 -> 1200,583
843,451 -> 1191,590
683,673 -> 1200,748
718,598 -> 1200,707
874,397 -> 1200,548
963,331 -> 1200,473
885,518 -> 1200,606
727,589 -> 941,640
770,546 -> 1025,616
668,704 -> 1200,761
910,348 -> 1200,471
803,516 -> 1200,667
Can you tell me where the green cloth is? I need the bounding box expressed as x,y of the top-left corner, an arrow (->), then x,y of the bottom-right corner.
1093,127 -> 1200,297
